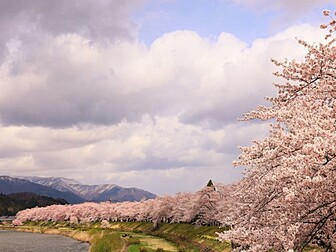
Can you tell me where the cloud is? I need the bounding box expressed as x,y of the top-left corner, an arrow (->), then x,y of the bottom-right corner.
0,0 -> 143,61
231,0 -> 335,31
233,0 -> 334,13
0,24 -> 325,128
0,1 -> 330,194
0,116 -> 269,194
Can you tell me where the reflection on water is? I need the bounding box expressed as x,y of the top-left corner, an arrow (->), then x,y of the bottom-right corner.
0,230 -> 89,252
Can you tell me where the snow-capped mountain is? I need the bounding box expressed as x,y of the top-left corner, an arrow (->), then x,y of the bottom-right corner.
0,176 -> 85,204
18,176 -> 90,197
18,176 -> 156,202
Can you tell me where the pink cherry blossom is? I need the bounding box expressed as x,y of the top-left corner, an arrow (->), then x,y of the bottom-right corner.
218,10 -> 336,251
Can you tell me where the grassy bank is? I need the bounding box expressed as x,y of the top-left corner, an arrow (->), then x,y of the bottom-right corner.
0,221 -> 230,252
1,221 -> 324,251
106,222 -> 231,252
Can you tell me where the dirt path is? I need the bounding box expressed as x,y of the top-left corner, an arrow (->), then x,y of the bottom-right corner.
119,238 -> 128,252
123,232 -> 178,252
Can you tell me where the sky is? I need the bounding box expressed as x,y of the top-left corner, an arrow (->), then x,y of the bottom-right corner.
0,0 -> 335,195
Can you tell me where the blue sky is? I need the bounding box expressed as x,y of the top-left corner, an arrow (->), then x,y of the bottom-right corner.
0,0 -> 335,195
135,0 -> 271,45
134,0 -> 334,45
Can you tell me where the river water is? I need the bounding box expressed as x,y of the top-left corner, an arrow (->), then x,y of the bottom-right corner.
0,230 -> 89,252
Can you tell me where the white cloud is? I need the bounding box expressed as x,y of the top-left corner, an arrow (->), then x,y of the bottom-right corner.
0,25 -> 325,128
233,0 -> 333,12
0,0 -> 330,194
231,0 -> 335,31
0,117 -> 269,194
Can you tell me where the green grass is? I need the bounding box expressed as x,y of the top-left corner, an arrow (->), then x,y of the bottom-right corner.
4,220 -> 330,251
11,221 -> 230,252
90,231 -> 124,252
128,244 -> 141,252
107,222 -> 230,252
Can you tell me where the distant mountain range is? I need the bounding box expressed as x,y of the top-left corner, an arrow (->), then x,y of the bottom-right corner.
0,176 -> 84,204
0,176 -> 156,204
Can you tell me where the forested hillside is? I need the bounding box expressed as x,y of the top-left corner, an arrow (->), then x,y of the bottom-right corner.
0,192 -> 67,216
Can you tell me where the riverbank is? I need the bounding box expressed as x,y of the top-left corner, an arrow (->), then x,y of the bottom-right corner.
0,229 -> 89,252
0,223 -> 92,250
1,221 -> 231,252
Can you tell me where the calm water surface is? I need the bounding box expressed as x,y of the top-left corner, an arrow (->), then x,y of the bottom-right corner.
0,230 -> 89,252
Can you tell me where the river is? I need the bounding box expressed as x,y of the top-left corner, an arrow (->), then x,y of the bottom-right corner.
0,230 -> 89,252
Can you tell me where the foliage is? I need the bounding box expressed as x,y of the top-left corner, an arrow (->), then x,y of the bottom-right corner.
88,231 -> 124,252
13,221 -> 228,252
206,180 -> 214,187
217,10 -> 336,251
14,184 -> 232,227
0,192 -> 67,216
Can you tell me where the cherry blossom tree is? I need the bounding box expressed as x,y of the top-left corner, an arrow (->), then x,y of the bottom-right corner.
13,182 -> 230,227
218,11 -> 336,252
191,185 -> 221,226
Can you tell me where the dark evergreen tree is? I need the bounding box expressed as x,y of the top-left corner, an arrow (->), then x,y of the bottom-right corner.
206,180 -> 214,187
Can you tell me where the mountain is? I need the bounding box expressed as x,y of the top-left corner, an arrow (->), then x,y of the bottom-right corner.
20,176 -> 117,200
93,186 -> 156,202
19,176 -> 85,195
19,176 -> 157,202
0,192 -> 68,216
0,176 -> 85,204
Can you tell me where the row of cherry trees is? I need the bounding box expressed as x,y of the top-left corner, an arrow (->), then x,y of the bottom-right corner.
13,183 -> 234,227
